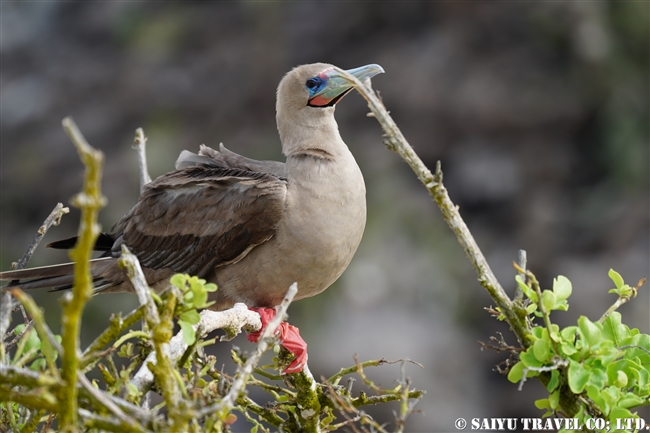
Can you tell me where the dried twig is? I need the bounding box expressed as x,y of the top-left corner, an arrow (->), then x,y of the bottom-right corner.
132,127 -> 151,194
0,203 -> 69,364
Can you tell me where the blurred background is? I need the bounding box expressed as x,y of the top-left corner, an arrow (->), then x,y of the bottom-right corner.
1,2 -> 648,431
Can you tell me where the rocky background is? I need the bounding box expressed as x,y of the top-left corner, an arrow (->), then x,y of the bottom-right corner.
1,2 -> 648,431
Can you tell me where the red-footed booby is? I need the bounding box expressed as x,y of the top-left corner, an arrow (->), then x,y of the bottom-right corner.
0,63 -> 384,373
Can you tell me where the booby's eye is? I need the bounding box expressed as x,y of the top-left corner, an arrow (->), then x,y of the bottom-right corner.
306,78 -> 319,90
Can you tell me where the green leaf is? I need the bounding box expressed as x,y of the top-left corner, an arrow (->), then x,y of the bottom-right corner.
560,342 -> 578,357
560,326 -> 578,342
553,300 -> 569,311
609,407 -> 634,425
507,361 -> 525,383
601,386 -> 621,412
613,370 -> 628,388
179,320 -> 196,345
547,369 -> 560,392
516,275 -> 537,302
578,316 -> 602,349
526,303 -> 538,315
549,389 -> 560,410
595,341 -> 619,366
617,392 -> 645,409
180,310 -> 200,325
23,329 -> 42,353
607,359 -> 642,388
29,358 -> 46,371
542,290 -> 556,313
586,384 -> 607,412
193,289 -> 208,308
534,398 -> 550,409
170,273 -> 188,289
205,283 -> 217,292
608,269 -> 624,290
553,275 -> 572,300
568,359 -> 590,393
533,338 -> 551,363
622,333 -> 650,364
630,365 -> 648,388
602,312 -> 629,345
587,365 -> 607,390
520,349 -> 544,368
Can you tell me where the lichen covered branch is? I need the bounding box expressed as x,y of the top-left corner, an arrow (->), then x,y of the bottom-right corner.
58,116 -> 108,431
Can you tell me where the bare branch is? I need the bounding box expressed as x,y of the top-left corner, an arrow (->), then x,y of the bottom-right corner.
130,303 -> 262,393
118,246 -> 160,328
0,203 -> 69,364
132,127 -> 151,194
198,283 -> 298,419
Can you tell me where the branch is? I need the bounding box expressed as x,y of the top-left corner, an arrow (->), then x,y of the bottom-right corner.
59,116 -> 107,431
337,68 -> 532,348
80,305 -> 145,369
598,277 -> 647,324
0,203 -> 69,363
198,283 -> 298,419
132,127 -> 151,194
130,303 -> 262,393
118,246 -> 189,429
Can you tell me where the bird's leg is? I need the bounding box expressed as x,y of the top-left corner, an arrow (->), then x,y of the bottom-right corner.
246,307 -> 307,374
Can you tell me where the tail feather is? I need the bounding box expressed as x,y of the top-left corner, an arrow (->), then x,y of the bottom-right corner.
46,233 -> 116,252
0,257 -> 113,291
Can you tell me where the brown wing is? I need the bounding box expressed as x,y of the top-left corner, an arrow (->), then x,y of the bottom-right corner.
112,166 -> 287,278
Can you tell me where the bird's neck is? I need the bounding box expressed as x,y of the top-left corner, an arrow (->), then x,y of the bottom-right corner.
277,109 -> 347,160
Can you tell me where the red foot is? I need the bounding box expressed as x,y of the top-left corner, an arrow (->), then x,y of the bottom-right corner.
247,307 -> 307,374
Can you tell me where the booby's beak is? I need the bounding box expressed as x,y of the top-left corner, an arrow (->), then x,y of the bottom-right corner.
307,64 -> 385,107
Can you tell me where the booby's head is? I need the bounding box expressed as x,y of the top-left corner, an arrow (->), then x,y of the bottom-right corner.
277,63 -> 384,117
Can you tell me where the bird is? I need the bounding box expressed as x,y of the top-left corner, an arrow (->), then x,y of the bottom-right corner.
0,63 -> 384,373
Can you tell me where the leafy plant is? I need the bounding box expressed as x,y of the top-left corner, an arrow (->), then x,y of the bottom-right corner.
506,269 -> 649,432
169,273 -> 218,345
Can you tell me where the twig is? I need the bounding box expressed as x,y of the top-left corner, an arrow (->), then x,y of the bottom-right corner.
518,359 -> 568,391
130,303 -> 262,393
14,202 -> 70,271
514,249 -> 527,303
118,246 -> 188,429
118,246 -> 159,327
598,277 -> 647,324
80,305 -> 145,368
132,128 -> 151,194
336,67 -> 532,348
59,116 -> 107,431
198,283 -> 298,419
78,409 -> 146,433
77,372 -> 144,430
11,289 -> 63,376
526,268 -> 559,355
0,203 -> 69,364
